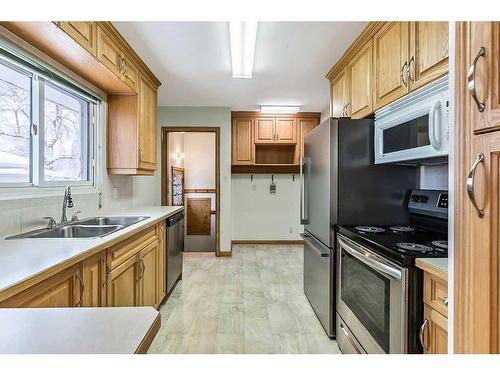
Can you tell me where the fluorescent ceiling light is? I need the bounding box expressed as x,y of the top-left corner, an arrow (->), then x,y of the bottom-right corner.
229,21 -> 258,79
260,105 -> 300,114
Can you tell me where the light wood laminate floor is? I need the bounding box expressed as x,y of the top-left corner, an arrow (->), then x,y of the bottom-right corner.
148,244 -> 341,354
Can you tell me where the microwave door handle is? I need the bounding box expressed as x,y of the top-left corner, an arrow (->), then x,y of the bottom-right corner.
338,237 -> 402,280
428,101 -> 442,150
300,157 -> 310,224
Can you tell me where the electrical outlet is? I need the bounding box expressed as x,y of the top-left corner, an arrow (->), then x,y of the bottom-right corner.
270,181 -> 276,194
289,227 -> 293,234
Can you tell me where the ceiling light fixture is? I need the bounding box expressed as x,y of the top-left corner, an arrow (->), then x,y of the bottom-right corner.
260,105 -> 300,114
229,21 -> 258,79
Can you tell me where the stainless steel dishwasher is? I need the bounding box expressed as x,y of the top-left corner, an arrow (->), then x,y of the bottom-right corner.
166,210 -> 184,294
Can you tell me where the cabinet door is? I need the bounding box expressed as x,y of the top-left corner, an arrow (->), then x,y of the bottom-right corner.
409,22 -> 449,91
347,41 -> 373,119
81,251 -> 107,307
107,255 -> 139,307
0,265 -> 81,308
157,221 -> 167,304
423,305 -> 448,354
468,22 -> 500,134
373,22 -> 410,109
298,118 -> 320,159
232,118 -> 254,164
96,26 -> 121,76
331,70 -> 347,117
138,75 -> 157,171
59,21 -> 97,56
255,118 -> 275,143
121,53 -> 138,92
275,118 -> 297,144
138,241 -> 159,307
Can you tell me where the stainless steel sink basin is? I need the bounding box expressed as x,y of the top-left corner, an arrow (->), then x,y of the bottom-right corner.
78,216 -> 149,227
28,225 -> 124,238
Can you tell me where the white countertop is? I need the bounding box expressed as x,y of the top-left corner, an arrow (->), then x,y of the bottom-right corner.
416,257 -> 448,276
0,307 -> 160,353
0,206 -> 183,299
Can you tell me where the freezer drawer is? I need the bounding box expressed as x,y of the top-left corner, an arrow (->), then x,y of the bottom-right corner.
302,231 -> 335,337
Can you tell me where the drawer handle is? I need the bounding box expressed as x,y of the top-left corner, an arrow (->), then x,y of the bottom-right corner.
443,297 -> 448,307
75,271 -> 85,307
466,153 -> 485,218
467,46 -> 486,112
419,318 -> 429,353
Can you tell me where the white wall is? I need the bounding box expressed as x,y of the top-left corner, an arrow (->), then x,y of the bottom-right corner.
231,174 -> 302,240
320,106 -> 330,123
184,133 -> 215,189
419,164 -> 448,190
165,132 -> 185,205
156,106 -> 232,253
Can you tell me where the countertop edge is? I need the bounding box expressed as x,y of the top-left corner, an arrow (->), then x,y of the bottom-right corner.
415,258 -> 448,281
0,206 -> 183,302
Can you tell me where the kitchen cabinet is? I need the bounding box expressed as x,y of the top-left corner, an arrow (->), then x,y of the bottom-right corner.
330,69 -> 348,117
419,269 -> 448,354
275,118 -> 297,143
138,241 -> 159,307
107,74 -> 158,175
232,118 -> 254,165
373,22 -> 410,109
81,251 -> 107,307
0,265 -> 82,308
455,21 -> 500,354
107,254 -> 140,307
409,22 -> 449,91
298,117 -> 320,159
58,21 -> 97,56
347,40 -> 373,118
255,118 -> 276,143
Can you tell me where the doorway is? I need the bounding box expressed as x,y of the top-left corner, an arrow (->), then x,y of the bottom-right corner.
161,127 -> 221,256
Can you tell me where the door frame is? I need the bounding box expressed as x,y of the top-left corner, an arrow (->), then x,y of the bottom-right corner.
161,127 -> 221,256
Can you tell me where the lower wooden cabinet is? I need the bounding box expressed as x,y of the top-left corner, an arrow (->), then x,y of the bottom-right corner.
81,251 -> 107,307
107,253 -> 140,307
0,265 -> 82,308
157,221 -> 167,304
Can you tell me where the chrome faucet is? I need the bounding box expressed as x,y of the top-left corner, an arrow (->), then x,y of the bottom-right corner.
61,187 -> 74,224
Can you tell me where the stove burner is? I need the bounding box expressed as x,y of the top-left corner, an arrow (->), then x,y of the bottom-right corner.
389,225 -> 415,233
397,242 -> 434,252
355,226 -> 386,234
432,240 -> 448,250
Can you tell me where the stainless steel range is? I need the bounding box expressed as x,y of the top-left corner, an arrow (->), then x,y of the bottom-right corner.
336,189 -> 448,354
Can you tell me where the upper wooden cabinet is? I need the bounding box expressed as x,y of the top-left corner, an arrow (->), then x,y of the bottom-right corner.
298,117 -> 321,159
347,40 -> 373,119
330,69 -> 348,117
327,22 -> 449,118
409,22 -> 449,91
58,21 -> 97,56
275,118 -> 297,143
107,73 -> 158,175
373,22 -> 410,109
255,118 -> 276,143
232,117 -> 254,165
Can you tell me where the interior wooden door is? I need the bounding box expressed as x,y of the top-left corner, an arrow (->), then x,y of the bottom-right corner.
138,75 -> 157,170
81,251 -> 107,307
186,198 -> 211,235
331,69 -> 347,117
409,22 -> 449,91
255,118 -> 275,143
275,118 -> 297,143
138,241 -> 159,307
0,265 -> 81,308
107,255 -> 139,307
373,22 -> 410,109
59,21 -> 97,56
347,40 -> 373,119
232,118 -> 254,164
468,22 -> 500,134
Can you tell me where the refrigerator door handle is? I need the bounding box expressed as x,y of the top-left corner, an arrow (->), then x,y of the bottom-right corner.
300,157 -> 310,224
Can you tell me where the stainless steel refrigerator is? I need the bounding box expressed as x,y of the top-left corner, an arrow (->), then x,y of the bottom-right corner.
299,117 -> 416,337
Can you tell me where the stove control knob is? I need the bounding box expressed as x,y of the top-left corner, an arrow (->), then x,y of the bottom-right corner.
419,196 -> 428,203
412,195 -> 420,202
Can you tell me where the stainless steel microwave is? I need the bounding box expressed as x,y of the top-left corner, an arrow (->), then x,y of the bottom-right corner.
374,76 -> 449,164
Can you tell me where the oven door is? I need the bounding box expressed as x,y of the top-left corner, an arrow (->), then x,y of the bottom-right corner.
374,98 -> 448,164
336,234 -> 408,354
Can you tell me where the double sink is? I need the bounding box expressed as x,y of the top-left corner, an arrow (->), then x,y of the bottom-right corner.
7,216 -> 150,239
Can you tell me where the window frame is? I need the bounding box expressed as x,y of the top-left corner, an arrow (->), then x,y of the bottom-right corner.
0,44 -> 99,192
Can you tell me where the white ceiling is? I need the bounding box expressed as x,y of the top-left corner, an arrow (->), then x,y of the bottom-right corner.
113,22 -> 367,112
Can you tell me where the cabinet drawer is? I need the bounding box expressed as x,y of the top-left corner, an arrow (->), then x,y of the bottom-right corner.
107,225 -> 158,270
423,272 -> 448,318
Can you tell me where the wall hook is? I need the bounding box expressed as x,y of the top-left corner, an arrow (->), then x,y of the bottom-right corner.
250,174 -> 253,182
292,174 -> 295,182
271,174 -> 274,182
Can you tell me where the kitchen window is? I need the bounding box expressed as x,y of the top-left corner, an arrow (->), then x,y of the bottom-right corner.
0,46 -> 99,188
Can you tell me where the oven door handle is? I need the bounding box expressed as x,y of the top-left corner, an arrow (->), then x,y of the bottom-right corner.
338,237 -> 402,280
